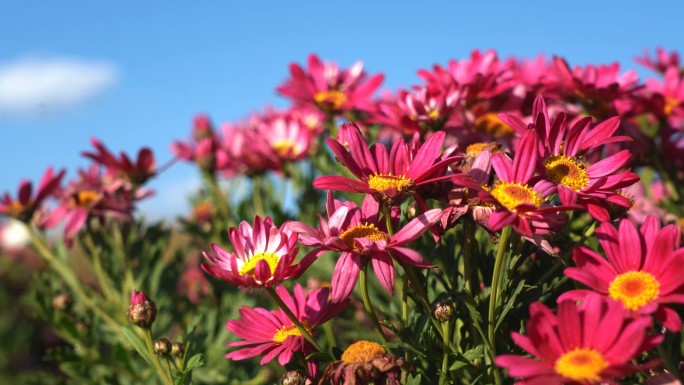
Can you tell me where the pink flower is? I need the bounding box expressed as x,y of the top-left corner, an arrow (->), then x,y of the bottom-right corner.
645,66 -> 684,124
288,193 -> 441,302
313,122 -> 459,206
201,216 -> 316,288
495,294 -> 662,385
82,138 -> 156,186
171,114 -> 224,174
0,167 -> 64,223
500,96 -> 639,222
225,284 -> 348,378
559,216 -> 684,331
635,47 -> 681,74
277,54 -> 384,115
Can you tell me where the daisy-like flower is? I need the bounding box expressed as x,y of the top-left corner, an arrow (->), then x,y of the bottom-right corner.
480,129 -> 572,237
201,216 -> 316,288
82,138 -> 156,186
288,193 -> 442,302
277,54 -> 384,115
559,216 -> 684,331
635,47 -> 681,75
500,96 -> 639,222
1,167 -> 65,223
313,122 -> 459,206
645,66 -> 684,124
495,294 -> 663,385
318,340 -> 404,385
226,284 -> 348,378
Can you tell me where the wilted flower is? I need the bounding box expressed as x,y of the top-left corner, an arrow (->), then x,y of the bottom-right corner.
319,340 -> 404,385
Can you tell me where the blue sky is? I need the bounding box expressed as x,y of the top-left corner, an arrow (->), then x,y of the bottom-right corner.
1,1 -> 682,218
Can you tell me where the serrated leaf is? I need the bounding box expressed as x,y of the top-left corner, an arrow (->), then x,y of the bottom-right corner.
120,326 -> 152,365
495,279 -> 527,331
184,354 -> 204,372
406,373 -> 422,385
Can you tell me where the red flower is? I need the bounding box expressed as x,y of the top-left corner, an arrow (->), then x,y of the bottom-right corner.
495,294 -> 662,385
560,216 -> 684,331
0,167 -> 64,223
82,138 -> 156,186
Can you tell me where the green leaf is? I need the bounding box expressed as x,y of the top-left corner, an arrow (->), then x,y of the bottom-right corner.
184,353 -> 204,372
120,326 -> 152,365
495,279 -> 527,331
406,373 -> 422,385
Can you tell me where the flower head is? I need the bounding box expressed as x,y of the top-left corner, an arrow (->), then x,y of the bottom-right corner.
560,216 -> 684,331
201,216 -> 315,288
0,167 -> 65,223
319,340 -> 404,385
128,290 -> 157,329
82,138 -> 156,186
495,294 -> 662,385
225,284 -> 348,378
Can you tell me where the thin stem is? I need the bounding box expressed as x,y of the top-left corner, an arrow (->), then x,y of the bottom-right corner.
360,263 -> 388,343
265,287 -> 331,358
439,320 -> 451,385
462,217 -> 477,295
382,205 -> 394,236
252,175 -> 264,217
83,230 -> 118,303
144,331 -> 174,385
204,171 -> 231,222
657,343 -> 683,382
487,225 -> 512,385
164,357 -> 175,384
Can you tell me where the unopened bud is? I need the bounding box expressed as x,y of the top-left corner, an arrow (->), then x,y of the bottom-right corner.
52,293 -> 73,311
171,342 -> 185,358
432,300 -> 455,322
154,338 -> 172,356
128,290 -> 157,329
281,370 -> 307,385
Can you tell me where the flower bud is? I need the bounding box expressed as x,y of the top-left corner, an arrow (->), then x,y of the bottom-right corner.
432,300 -> 455,323
154,338 -> 172,356
281,370 -> 307,385
128,290 -> 157,329
52,293 -> 73,311
171,342 -> 185,358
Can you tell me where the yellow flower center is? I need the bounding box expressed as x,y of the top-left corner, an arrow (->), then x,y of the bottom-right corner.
367,174 -> 413,194
554,348 -> 609,382
490,182 -> 542,212
341,340 -> 387,364
72,190 -> 102,208
339,223 -> 389,251
238,251 -> 281,277
474,113 -> 513,137
314,90 -> 347,111
664,97 -> 680,116
466,142 -> 492,158
608,271 -> 660,311
272,322 -> 311,343
272,139 -> 297,157
428,108 -> 440,120
544,155 -> 589,191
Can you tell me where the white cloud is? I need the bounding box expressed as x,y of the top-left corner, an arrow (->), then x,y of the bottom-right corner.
0,56 -> 118,114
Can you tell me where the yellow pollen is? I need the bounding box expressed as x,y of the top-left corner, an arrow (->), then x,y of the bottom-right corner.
474,113 -> 513,137
314,90 -> 347,111
490,182 -> 542,212
238,251 -> 281,277
466,142 -> 489,157
341,340 -> 387,364
428,108 -> 440,120
554,348 -> 609,382
273,322 -> 309,343
664,97 -> 680,116
544,155 -> 589,191
272,139 -> 297,157
5,200 -> 26,217
608,271 -> 660,311
339,223 -> 389,251
367,174 -> 413,194
73,190 -> 101,208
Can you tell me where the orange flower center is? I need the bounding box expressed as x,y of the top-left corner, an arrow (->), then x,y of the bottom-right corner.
5,200 -> 26,217
465,142 -> 490,158
608,271 -> 660,311
339,223 -> 389,251
544,155 -> 589,191
474,113 -> 513,137
238,251 -> 280,277
72,190 -> 102,208
367,174 -> 413,194
341,340 -> 387,364
554,348 -> 608,382
314,90 -> 347,111
490,182 -> 542,212
272,322 -> 311,343
272,139 -> 297,157
664,97 -> 680,116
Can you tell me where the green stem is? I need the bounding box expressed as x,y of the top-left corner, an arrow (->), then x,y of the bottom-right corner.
144,331 -> 174,385
252,175 -> 264,217
462,217 -> 477,295
360,263 -> 388,343
487,225 -> 512,385
204,171 -> 231,222
439,320 -> 451,385
83,230 -> 118,303
657,343 -> 683,382
265,287 -> 331,358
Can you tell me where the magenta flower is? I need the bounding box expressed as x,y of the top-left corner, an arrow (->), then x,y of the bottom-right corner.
559,216 -> 684,331
500,96 -> 639,222
82,138 -> 156,186
313,122 -> 459,206
481,129 -> 573,237
288,193 -> 442,302
201,216 -> 316,288
171,114 -> 225,174
635,47 -> 681,74
277,54 -> 384,115
646,66 -> 684,124
0,167 -> 64,223
225,284 -> 348,378
495,294 -> 662,385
